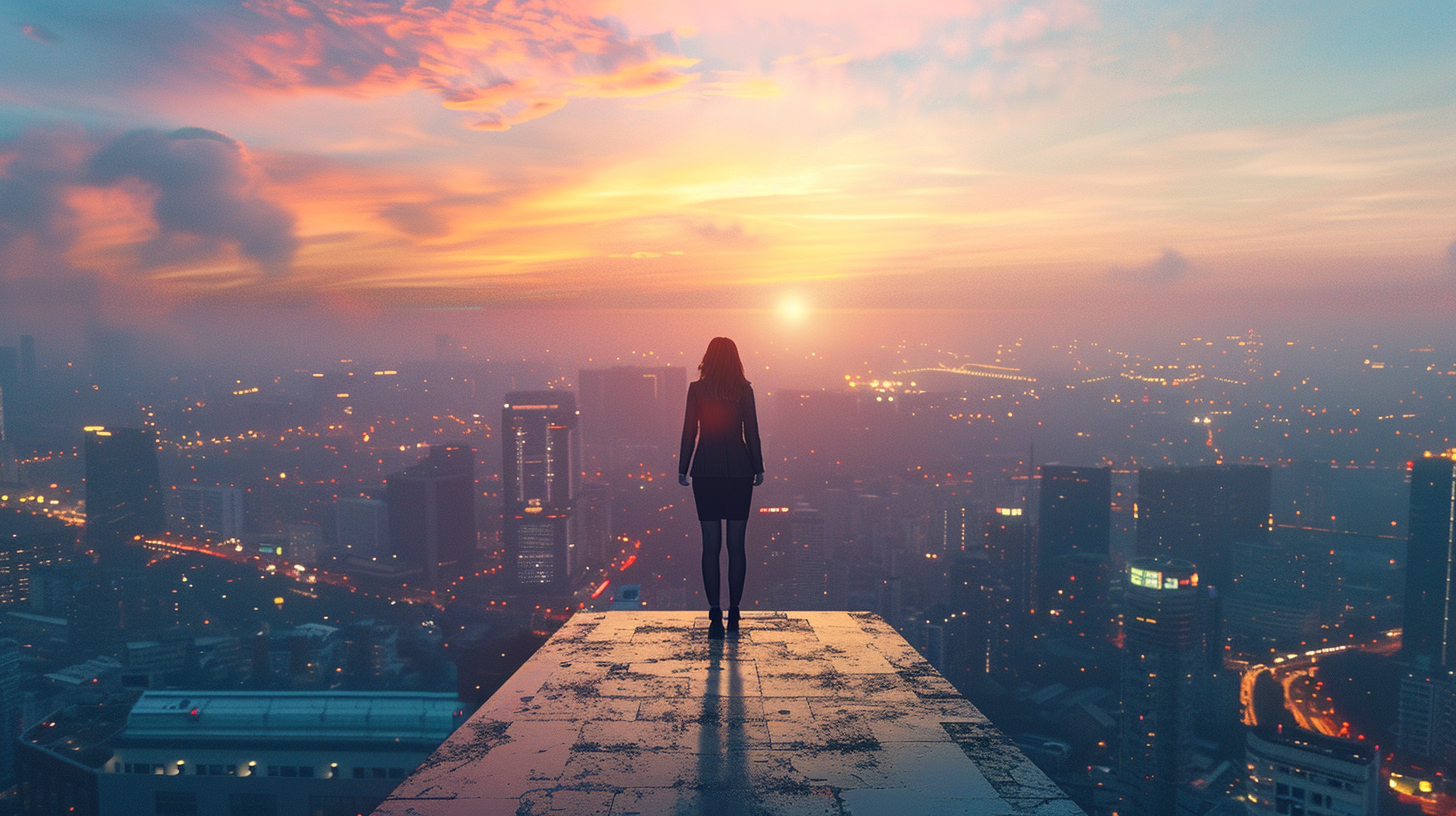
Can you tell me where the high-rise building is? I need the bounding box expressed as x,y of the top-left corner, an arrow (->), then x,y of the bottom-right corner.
1119,558 -> 1211,815
984,506 -> 1033,619
1,638 -> 20,789
1038,464 -> 1111,613
166,486 -> 245,540
336,497 -> 389,557
576,366 -> 687,460
502,392 -> 578,588
386,446 -> 476,590
19,335 -> 36,385
1136,464 -> 1270,592
1397,666 -> 1456,767
1403,451 -> 1456,667
573,482 -> 613,569
83,427 -> 164,569
1245,727 -> 1380,816
0,509 -> 71,606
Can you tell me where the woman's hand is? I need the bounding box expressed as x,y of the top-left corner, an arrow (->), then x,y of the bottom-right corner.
753,473 -> 764,486
678,473 -> 690,486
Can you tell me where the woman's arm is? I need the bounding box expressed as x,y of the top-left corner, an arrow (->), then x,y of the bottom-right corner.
679,383 -> 699,478
743,385 -> 764,478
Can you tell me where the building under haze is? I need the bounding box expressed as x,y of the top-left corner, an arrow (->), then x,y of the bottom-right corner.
502,391 -> 578,589
0,509 -> 70,606
576,365 -> 687,465
166,485 -> 245,540
1402,451 -> 1456,668
84,427 -> 164,569
1245,727 -> 1380,816
385,445 -> 476,590
18,689 -> 465,816
1136,464 -> 1270,592
336,497 -> 388,558
1038,463 -> 1111,614
1119,557 -> 1211,816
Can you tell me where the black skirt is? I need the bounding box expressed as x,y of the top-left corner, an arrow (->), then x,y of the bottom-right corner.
692,477 -> 754,521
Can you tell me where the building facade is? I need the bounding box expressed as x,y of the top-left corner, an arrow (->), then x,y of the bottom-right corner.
18,690 -> 466,816
1245,727 -> 1380,816
1038,464 -> 1111,612
1119,557 -> 1211,816
502,392 -> 578,589
1403,451 -> 1456,667
1135,464 -> 1270,592
385,446 -> 476,591
84,427 -> 165,569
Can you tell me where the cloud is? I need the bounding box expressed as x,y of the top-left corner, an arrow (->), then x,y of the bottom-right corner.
88,128 -> 297,274
210,0 -> 698,129
1109,248 -> 1192,284
0,126 -> 297,278
378,202 -> 450,238
20,23 -> 59,43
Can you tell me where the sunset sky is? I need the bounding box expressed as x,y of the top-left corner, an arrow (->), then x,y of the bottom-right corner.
1,0 -> 1454,344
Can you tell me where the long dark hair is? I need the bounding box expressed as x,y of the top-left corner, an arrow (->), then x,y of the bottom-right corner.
697,337 -> 749,401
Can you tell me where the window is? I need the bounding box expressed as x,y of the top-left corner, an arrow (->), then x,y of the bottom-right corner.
310,795 -> 389,816
388,768 -> 406,779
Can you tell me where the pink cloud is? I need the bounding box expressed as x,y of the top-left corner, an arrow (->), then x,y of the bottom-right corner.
205,0 -> 698,129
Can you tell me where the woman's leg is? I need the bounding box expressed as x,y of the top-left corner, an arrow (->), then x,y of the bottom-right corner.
700,520 -> 723,608
726,520 -> 748,609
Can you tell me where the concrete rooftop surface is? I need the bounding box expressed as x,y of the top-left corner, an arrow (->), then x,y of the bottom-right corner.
373,611 -> 1086,816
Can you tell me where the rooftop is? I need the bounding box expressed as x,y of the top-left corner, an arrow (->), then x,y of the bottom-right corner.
375,610 -> 1084,816
123,690 -> 464,745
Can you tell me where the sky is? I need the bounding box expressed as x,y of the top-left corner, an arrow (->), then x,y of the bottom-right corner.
1,0 -> 1454,356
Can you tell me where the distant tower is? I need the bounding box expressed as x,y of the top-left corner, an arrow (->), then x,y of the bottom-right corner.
576,366 -> 688,457
386,445 -> 477,590
1119,558 -> 1211,816
1403,451 -> 1456,667
19,335 -> 35,385
502,392 -> 578,589
1038,464 -> 1111,612
84,427 -> 164,568
1136,464 -> 1270,592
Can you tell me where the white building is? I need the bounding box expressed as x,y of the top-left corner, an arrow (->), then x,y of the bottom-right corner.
1246,727 -> 1380,816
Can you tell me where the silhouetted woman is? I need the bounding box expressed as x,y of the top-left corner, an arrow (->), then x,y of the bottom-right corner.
678,337 -> 764,638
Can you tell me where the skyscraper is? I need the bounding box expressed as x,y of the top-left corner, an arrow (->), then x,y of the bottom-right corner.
1403,451 -> 1456,667
84,427 -> 164,568
0,509 -> 70,606
1136,464 -> 1270,592
1038,464 -> 1111,612
386,445 -> 476,590
576,366 -> 687,462
502,392 -> 578,588
1119,558 -> 1211,816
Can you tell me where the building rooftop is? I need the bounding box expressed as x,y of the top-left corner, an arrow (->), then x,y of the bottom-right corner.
375,610 -> 1084,816
123,690 -> 464,746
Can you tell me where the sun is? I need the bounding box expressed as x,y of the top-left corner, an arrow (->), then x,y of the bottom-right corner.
778,295 -> 807,324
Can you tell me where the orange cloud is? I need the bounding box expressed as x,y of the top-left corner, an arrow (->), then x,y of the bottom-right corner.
209,0 -> 699,128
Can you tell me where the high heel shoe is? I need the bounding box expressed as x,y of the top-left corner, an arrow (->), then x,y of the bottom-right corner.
707,607 -> 725,639
726,607 -> 741,636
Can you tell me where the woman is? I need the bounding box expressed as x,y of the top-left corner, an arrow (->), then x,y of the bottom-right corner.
678,337 -> 764,638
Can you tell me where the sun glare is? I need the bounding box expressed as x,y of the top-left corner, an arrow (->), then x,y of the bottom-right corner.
778,295 -> 807,324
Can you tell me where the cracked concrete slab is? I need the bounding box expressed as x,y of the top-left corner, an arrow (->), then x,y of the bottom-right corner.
374,611 -> 1084,816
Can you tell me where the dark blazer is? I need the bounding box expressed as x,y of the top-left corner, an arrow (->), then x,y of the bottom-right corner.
679,380 -> 764,478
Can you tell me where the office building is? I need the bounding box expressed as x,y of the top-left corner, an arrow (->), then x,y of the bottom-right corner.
1038,464 -> 1111,613
336,497 -> 389,557
1,638 -> 19,789
576,365 -> 687,454
573,482 -> 613,568
386,446 -> 476,590
20,334 -> 35,384
983,506 -> 1033,619
84,427 -> 165,569
1397,667 -> 1456,767
1136,464 -> 1270,592
166,486 -> 245,540
757,504 -> 828,610
0,509 -> 71,605
1119,558 -> 1211,815
1246,727 -> 1380,816
502,392 -> 578,588
1403,451 -> 1456,667
18,690 -> 466,816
